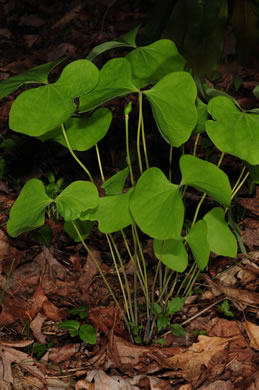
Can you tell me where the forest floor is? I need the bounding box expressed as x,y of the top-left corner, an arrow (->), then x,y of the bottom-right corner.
0,1 -> 259,389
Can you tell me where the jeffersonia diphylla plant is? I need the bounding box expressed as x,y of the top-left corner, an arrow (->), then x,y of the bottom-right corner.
1,26 -> 259,344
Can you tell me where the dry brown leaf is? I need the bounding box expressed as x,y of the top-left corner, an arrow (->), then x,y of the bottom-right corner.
244,320 -> 259,350
165,336 -> 229,382
0,340 -> 33,348
30,283 -> 48,319
78,250 -> 100,292
85,370 -> 163,390
30,313 -> 47,344
48,343 -> 80,364
0,346 -> 44,384
240,218 -> 259,249
238,187 -> 259,217
197,379 -> 234,390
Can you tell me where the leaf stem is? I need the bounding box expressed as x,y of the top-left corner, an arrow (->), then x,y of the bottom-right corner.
61,123 -> 94,183
137,92 -> 143,174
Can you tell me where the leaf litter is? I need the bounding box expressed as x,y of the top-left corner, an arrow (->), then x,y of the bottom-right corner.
0,0 -> 258,389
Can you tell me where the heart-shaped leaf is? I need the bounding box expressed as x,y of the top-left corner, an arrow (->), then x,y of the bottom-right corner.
55,108 -> 112,151
55,181 -> 99,221
130,168 -> 184,239
206,96 -> 259,165
0,57 -> 65,99
9,85 -> 76,136
64,219 -> 94,242
79,58 -> 138,112
153,238 -> 188,272
81,189 -> 134,233
185,220 -> 210,271
55,59 -> 99,97
180,155 -> 232,207
203,207 -> 237,257
102,167 -> 129,195
9,60 -> 100,136
7,179 -> 52,237
144,72 -> 197,147
126,39 -> 186,88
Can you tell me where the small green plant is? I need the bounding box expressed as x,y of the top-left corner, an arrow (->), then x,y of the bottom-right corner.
217,299 -> 234,318
58,306 -> 96,345
1,27 -> 258,344
26,341 -> 54,359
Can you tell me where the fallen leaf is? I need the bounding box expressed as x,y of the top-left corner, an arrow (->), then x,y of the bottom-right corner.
48,344 -> 80,364
30,313 -> 47,344
165,336 -> 229,382
244,320 -> 259,350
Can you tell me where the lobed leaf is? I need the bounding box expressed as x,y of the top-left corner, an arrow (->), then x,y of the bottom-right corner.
126,39 -> 186,88
153,239 -> 188,272
185,220 -> 210,271
203,207 -> 237,257
206,96 -> 259,165
79,58 -> 138,112
55,181 -> 99,221
55,108 -> 112,151
130,168 -> 184,240
81,189 -> 134,233
180,155 -> 232,207
144,72 -> 197,147
7,179 -> 52,237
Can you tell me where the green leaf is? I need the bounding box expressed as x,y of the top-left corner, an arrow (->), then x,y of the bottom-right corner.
171,323 -> 186,337
9,60 -> 99,137
144,72 -> 197,147
130,168 -> 184,240
69,306 -> 88,320
245,162 -> 259,184
81,189 -> 134,233
203,207 -> 237,257
152,303 -> 162,315
217,299 -> 234,318
31,225 -> 53,248
167,297 -> 185,315
55,59 -> 99,98
180,155 -> 232,207
7,179 -> 52,237
0,57 -> 65,100
102,167 -> 129,195
64,219 -> 94,242
55,108 -> 112,151
58,320 -> 80,331
9,85 -> 76,136
126,39 -> 186,89
79,324 -> 96,344
153,238 -> 188,272
206,96 -> 259,165
192,97 -> 208,135
157,314 -> 170,331
253,85 -> 259,99
55,181 -> 99,221
86,25 -> 139,62
79,58 -> 138,112
186,220 -> 210,271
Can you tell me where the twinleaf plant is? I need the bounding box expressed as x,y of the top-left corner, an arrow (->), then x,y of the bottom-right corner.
1,28 -> 258,344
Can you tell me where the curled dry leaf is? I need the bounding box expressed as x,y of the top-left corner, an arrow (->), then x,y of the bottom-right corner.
30,312 -> 47,344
